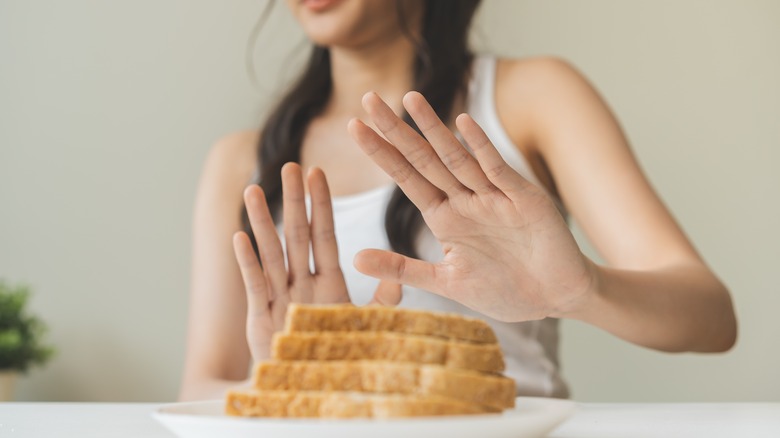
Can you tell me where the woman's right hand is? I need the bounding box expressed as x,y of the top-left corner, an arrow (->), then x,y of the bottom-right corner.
232,162 -> 401,362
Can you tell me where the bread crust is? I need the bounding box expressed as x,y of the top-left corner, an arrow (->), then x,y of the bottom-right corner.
253,360 -> 515,410
226,390 -> 498,418
272,331 -> 506,373
285,304 -> 498,344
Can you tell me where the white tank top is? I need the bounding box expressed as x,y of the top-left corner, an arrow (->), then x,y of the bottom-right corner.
281,56 -> 569,398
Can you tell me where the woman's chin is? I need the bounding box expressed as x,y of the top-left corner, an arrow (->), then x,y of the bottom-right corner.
290,0 -> 402,49
301,26 -> 361,48
301,33 -> 344,48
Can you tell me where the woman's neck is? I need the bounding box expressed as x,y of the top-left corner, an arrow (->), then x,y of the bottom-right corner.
326,36 -> 416,118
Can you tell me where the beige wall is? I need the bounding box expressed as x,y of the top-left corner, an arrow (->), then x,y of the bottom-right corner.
1,1 -> 777,402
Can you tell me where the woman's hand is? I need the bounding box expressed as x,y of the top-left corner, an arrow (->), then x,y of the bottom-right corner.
348,92 -> 595,322
232,163 -> 400,362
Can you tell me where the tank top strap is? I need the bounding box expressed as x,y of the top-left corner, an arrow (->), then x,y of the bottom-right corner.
467,55 -> 567,216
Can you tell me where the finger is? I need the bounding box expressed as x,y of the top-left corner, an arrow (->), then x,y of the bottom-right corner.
244,185 -> 287,301
456,113 -> 531,198
270,289 -> 291,333
307,167 -> 341,275
354,249 -> 440,294
281,162 -> 312,282
361,92 -> 465,196
348,118 -> 445,213
403,92 -> 495,194
233,232 -> 270,319
369,280 -> 403,306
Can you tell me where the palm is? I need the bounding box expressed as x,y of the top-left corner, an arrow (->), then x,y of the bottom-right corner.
245,272 -> 349,361
234,164 -> 398,362
350,92 -> 592,322
249,268 -> 349,343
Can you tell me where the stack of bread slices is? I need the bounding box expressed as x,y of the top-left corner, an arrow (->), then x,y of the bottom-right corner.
226,303 -> 516,418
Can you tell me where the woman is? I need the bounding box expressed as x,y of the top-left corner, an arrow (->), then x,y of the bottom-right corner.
179,0 -> 737,401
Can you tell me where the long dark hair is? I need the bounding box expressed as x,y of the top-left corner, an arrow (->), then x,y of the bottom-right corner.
244,0 -> 482,258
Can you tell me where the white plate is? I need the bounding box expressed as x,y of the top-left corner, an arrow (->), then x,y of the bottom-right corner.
153,397 -> 577,438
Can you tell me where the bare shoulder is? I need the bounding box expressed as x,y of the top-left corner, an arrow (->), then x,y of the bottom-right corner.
199,130 -> 260,193
494,57 -> 618,154
204,130 -> 259,180
194,130 -> 260,221
212,130 -> 260,157
495,56 -> 596,101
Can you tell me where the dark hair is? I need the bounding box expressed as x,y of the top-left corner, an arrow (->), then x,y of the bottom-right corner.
244,0 -> 482,258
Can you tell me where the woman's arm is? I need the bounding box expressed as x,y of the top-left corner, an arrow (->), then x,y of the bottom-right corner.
348,83 -> 736,353
496,57 -> 736,352
179,132 -> 258,401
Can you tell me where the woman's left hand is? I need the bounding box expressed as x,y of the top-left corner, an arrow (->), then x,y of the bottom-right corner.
348,91 -> 596,322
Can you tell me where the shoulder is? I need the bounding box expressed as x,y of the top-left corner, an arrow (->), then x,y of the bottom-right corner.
196,130 -> 260,207
493,56 -> 615,150
496,56 -> 580,76
204,130 -> 259,177
495,56 -> 591,92
200,130 -> 259,188
494,56 -> 602,110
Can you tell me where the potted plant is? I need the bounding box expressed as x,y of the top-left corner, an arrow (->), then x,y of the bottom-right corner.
0,280 -> 54,401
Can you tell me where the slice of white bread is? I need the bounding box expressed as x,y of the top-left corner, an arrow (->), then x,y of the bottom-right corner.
285,304 -> 498,344
271,331 -> 506,373
225,390 -> 497,418
253,360 -> 515,410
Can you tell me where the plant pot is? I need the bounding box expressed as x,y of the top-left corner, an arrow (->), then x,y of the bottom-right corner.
0,370 -> 18,401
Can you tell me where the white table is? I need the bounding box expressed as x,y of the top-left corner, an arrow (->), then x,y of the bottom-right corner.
0,402 -> 778,437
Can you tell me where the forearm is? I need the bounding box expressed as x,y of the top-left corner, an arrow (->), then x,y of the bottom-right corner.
561,260 -> 737,353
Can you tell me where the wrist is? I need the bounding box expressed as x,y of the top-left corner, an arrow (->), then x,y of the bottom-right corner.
550,257 -> 604,320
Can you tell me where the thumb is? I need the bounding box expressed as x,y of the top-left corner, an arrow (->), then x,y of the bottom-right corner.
354,249 -> 438,293
369,280 -> 403,306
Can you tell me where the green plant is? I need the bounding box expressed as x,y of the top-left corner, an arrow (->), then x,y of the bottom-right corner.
0,281 -> 54,372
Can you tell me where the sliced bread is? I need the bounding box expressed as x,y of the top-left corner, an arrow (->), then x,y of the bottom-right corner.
271,331 -> 506,373
285,304 -> 497,344
253,360 -> 515,410
226,390 -> 496,418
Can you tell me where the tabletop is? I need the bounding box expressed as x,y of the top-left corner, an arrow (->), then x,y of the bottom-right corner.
0,402 -> 778,438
